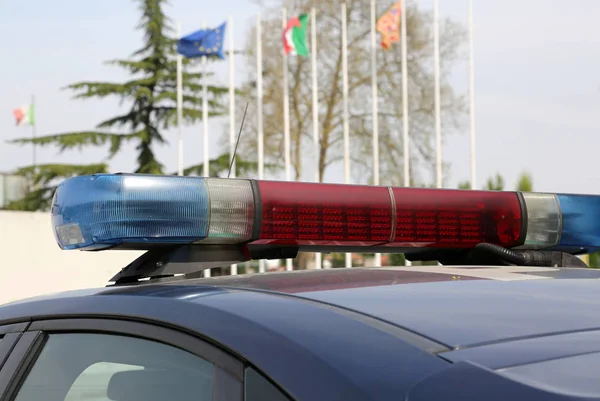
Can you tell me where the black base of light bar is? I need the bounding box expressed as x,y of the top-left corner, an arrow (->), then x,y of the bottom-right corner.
108,243 -> 589,286
109,244 -> 299,285
406,243 -> 589,268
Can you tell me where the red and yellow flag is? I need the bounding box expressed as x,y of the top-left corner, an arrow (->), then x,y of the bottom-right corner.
376,1 -> 402,50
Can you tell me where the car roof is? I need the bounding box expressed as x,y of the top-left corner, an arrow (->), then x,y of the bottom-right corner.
5,265 -> 600,349
4,266 -> 600,401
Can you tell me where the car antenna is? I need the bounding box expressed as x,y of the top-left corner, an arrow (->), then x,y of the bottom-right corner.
227,102 -> 250,179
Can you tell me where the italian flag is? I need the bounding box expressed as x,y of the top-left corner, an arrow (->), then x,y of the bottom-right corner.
13,104 -> 35,126
283,14 -> 309,56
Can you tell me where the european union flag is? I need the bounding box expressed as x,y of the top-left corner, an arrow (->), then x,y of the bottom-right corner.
177,22 -> 226,59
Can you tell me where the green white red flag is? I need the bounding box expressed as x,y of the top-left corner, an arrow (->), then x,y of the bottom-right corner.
282,14 -> 309,56
13,104 -> 35,126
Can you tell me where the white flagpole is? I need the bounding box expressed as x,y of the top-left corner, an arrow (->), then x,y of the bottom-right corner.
31,94 -> 36,170
401,0 -> 409,188
468,0 -> 477,189
257,14 -> 264,182
283,9 -> 291,185
434,0 -> 442,189
341,3 -> 352,269
176,22 -> 184,176
228,15 -> 238,276
257,12 -> 266,274
202,23 -> 211,280
229,15 -> 236,180
371,0 -> 381,267
310,6 -> 322,270
283,8 -> 293,272
400,0 -> 411,266
202,21 -> 209,179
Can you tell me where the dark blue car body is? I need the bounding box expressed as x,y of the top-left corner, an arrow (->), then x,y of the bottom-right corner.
2,267 -> 600,400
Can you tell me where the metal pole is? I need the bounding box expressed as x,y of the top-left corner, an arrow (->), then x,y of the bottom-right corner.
283,8 -> 293,272
401,0 -> 409,188
228,15 -> 238,276
202,19 -> 211,278
434,0 -> 442,189
468,0 -> 477,189
310,7 -> 322,270
257,13 -> 266,275
31,94 -> 36,170
400,0 -> 411,267
176,23 -> 183,176
283,9 -> 291,184
371,0 -> 382,267
341,3 -> 352,269
202,21 -> 209,178
228,15 -> 236,180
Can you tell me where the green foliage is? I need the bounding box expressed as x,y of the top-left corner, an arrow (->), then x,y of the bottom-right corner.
7,0 -> 232,210
485,173 -> 504,191
457,181 -> 471,190
516,171 -> 533,192
3,163 -> 108,211
388,253 -> 406,266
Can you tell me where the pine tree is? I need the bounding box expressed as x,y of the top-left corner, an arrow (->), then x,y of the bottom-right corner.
8,0 -> 233,210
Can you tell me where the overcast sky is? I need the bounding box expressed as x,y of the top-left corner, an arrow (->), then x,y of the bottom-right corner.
2,0 -> 600,194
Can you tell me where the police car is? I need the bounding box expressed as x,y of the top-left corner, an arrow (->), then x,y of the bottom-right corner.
0,173 -> 599,401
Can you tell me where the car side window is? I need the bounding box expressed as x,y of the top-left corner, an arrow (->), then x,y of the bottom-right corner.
13,333 -> 214,401
244,367 -> 291,401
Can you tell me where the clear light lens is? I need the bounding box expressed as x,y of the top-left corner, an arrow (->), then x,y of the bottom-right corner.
203,178 -> 255,243
520,192 -> 561,248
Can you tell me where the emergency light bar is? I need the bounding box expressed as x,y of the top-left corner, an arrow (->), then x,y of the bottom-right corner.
50,174 -> 600,254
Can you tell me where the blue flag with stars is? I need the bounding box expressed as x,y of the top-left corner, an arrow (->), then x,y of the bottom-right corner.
177,22 -> 226,59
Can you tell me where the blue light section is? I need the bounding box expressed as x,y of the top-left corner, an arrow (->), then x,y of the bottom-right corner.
51,174 -> 210,250
556,194 -> 600,252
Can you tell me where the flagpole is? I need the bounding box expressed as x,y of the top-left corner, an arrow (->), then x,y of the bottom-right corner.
202,20 -> 209,179
257,12 -> 266,274
401,0 -> 409,188
400,0 -> 411,266
282,8 -> 293,272
283,10 -> 291,185
371,0 -> 381,267
31,94 -> 36,170
257,13 -> 264,183
229,15 -> 236,180
434,0 -> 442,189
341,3 -> 352,269
310,6 -> 322,270
176,22 -> 184,177
202,24 -> 211,279
468,0 -> 477,189
228,15 -> 238,276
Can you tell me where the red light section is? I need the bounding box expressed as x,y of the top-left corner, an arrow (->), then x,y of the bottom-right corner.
257,181 -> 393,245
388,188 -> 523,248
255,181 -> 523,249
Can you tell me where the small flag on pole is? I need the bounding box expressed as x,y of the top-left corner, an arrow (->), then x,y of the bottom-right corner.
283,14 -> 309,56
13,104 -> 35,127
376,1 -> 402,50
177,22 -> 226,59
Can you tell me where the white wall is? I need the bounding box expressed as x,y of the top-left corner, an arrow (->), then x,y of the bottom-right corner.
0,211 -> 143,305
